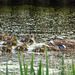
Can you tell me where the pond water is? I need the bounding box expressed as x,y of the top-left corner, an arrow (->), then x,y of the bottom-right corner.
0,5 -> 75,75
0,5 -> 75,40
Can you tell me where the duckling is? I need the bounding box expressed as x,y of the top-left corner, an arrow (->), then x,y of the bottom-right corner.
40,46 -> 45,52
29,35 -> 35,44
33,47 -> 40,52
20,35 -> 30,43
15,43 -> 28,51
33,45 -> 46,52
20,35 -> 35,44
22,43 -> 28,51
11,35 -> 17,40
15,46 -> 24,51
7,46 -> 12,53
12,40 -> 17,46
2,33 -> 8,41
3,41 -> 12,46
2,46 -> 7,52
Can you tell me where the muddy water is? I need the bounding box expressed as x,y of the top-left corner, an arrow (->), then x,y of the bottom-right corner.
0,5 -> 75,75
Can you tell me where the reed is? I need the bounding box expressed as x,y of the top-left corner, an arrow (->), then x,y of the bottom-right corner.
61,55 -> 65,75
30,53 -> 35,75
37,60 -> 42,75
2,47 -> 75,75
6,62 -> 8,75
18,52 -> 23,75
45,47 -> 49,75
0,69 -> 1,75
68,67 -> 71,75
22,56 -> 28,75
72,58 -> 75,75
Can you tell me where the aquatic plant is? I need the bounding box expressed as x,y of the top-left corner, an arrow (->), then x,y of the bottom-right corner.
61,55 -> 64,75
0,49 -> 75,75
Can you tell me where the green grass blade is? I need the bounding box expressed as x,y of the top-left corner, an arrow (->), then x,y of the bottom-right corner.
68,67 -> 71,75
72,58 -> 75,75
0,69 -> 1,75
42,65 -> 44,75
52,71 -> 54,75
22,56 -> 26,75
38,60 -> 42,75
61,55 -> 64,75
30,53 -> 35,75
25,61 -> 28,75
45,46 -> 49,75
18,52 -> 23,75
6,62 -> 8,75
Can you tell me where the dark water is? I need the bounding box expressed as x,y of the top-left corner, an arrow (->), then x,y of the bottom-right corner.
0,5 -> 75,41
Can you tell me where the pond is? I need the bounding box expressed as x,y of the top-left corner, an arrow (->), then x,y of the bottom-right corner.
0,5 -> 75,75
0,5 -> 75,39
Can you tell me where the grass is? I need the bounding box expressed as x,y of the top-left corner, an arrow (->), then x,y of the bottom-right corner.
0,49 -> 75,75
61,55 -> 64,75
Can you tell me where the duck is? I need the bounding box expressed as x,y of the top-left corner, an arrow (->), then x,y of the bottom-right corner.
11,39 -> 17,46
2,45 -> 7,53
48,39 -> 75,53
22,43 -> 28,51
29,35 -> 35,44
49,40 -> 66,53
20,35 -> 35,44
7,46 -> 12,53
3,41 -> 12,46
15,43 -> 28,51
20,35 -> 30,43
39,46 -> 45,52
32,45 -> 50,52
62,39 -> 75,49
11,35 -> 17,40
2,45 -> 12,53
